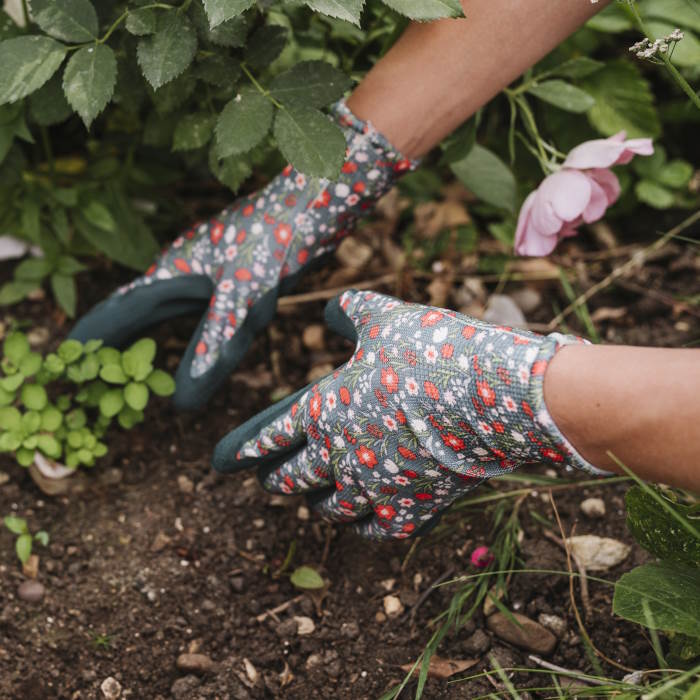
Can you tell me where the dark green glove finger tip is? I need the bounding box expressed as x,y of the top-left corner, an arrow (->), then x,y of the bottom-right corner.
323,289 -> 358,343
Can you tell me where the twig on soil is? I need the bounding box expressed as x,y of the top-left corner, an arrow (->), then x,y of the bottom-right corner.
613,279 -> 700,319
542,529 -> 592,620
549,491 -> 634,673
402,567 -> 456,624
256,594 -> 305,623
277,274 -> 397,307
546,210 -> 700,332
527,655 -> 608,687
400,537 -> 421,574
320,523 -> 333,567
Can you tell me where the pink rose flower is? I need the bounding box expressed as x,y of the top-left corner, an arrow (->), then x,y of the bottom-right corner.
470,545 -> 494,568
514,132 -> 653,256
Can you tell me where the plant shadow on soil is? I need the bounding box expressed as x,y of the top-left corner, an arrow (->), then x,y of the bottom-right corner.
0,219 -> 697,699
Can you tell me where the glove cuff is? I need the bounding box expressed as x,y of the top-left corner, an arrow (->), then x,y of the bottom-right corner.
526,334 -> 610,476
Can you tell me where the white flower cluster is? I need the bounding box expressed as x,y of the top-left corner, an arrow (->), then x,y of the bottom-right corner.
629,29 -> 684,60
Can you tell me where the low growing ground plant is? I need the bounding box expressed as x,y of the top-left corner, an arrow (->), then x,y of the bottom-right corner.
0,332 -> 175,469
2,514 -> 49,565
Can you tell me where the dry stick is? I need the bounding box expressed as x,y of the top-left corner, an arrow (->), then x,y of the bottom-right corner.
527,655 -> 609,687
542,529 -> 592,621
256,594 -> 305,623
546,210 -> 700,332
614,278 -> 700,320
402,567 -> 456,625
277,273 -> 397,307
320,523 -> 333,567
549,491 -> 634,673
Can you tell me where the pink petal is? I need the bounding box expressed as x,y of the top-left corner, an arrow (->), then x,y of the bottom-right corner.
582,176 -> 609,223
514,190 -> 537,252
515,216 -> 560,256
563,137 -> 626,170
613,138 -> 655,165
539,169 -> 592,222
587,168 -> 621,206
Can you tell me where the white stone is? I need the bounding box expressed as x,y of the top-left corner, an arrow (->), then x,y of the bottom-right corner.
100,677 -> 122,700
483,294 -> 527,328
580,497 -> 606,518
383,594 -> 404,618
567,535 -> 631,571
294,616 -> 315,635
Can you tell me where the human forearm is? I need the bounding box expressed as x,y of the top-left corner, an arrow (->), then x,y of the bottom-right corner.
347,0 -> 611,158
544,344 -> 700,491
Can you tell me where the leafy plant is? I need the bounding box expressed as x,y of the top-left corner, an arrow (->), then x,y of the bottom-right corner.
3,515 -> 49,564
0,331 -> 175,469
613,482 -> 700,667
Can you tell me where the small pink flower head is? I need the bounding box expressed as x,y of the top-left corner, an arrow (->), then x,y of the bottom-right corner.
515,131 -> 653,257
470,545 -> 494,568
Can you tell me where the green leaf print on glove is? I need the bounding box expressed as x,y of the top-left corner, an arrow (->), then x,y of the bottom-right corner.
70,100 -> 418,410
213,290 -> 604,540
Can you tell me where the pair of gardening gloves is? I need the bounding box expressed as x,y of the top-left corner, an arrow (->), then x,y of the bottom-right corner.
72,100 -> 599,540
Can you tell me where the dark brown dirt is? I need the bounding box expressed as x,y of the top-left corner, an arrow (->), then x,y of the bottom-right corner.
0,204 -> 697,700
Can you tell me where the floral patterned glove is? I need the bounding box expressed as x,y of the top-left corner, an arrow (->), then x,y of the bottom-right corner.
213,290 -> 602,540
70,101 -> 418,410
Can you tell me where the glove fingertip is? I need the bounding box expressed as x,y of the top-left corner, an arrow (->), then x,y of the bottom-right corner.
324,289 -> 359,343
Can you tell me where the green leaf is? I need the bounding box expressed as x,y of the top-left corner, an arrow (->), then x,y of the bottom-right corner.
625,486 -> 700,567
0,431 -> 22,451
124,382 -> 149,410
290,565 -> 325,590
3,515 -> 27,534
40,406 -> 63,431
126,7 -> 157,36
16,533 -> 32,563
636,180 -> 675,209
29,73 -> 73,126
305,0 -> 364,24
450,145 -> 516,214
65,408 -> 86,429
194,55 -> 240,86
19,352 -> 42,376
547,57 -> 604,80
63,45 -> 117,129
0,36 -> 67,104
244,25 -> 288,69
613,562 -> 700,637
192,1 -> 250,47
97,347 -> 121,365
100,363 -> 128,384
642,0 -> 700,33
56,255 -> 86,276
381,0 -> 462,20
215,88 -> 274,158
146,369 -> 175,396
57,339 -> 83,363
34,530 -> 49,546
270,60 -> 352,109
125,338 -> 156,366
0,374 -> 23,392
118,405 -> 143,429
203,0 -> 254,29
527,80 -> 595,114
15,257 -> 53,281
586,4 -> 631,33
81,198 -> 116,232
0,406 -> 22,431
657,160 -> 694,189
30,0 -> 98,42
581,60 -> 661,138
209,147 -> 252,192
4,331 -> 30,365
37,434 -> 61,459
21,384 -> 48,410
137,13 -> 197,89
99,388 -> 124,418
43,353 -> 65,374
16,447 -> 34,466
173,112 -> 216,151
0,281 -> 37,306
0,9 -> 22,41
51,273 -> 77,317
273,105 -> 345,179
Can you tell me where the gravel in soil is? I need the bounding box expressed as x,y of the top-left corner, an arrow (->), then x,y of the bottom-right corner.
1,209 -> 697,699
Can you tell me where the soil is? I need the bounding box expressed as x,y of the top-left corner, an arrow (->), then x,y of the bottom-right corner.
0,196 -> 698,700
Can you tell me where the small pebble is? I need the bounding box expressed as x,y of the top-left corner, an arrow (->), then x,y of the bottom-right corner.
382,594 -> 404,618
296,505 -> 310,521
302,324 -> 325,351
375,611 -> 386,623
305,653 -> 322,670
100,676 -> 122,699
176,653 -> 217,675
0,471 -> 9,486
537,613 -> 568,638
580,497 -> 606,519
294,616 -> 315,635
177,475 -> 194,494
18,580 -> 44,603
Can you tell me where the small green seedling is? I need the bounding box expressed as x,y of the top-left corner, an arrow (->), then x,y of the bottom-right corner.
3,516 -> 49,564
0,333 -> 175,470
290,565 -> 325,590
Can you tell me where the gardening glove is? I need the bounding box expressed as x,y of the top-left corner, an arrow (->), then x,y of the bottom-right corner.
70,100 -> 418,410
213,290 -> 604,540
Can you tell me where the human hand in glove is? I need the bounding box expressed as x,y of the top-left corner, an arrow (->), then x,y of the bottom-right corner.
70,101 -> 417,410
212,290 -> 601,540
